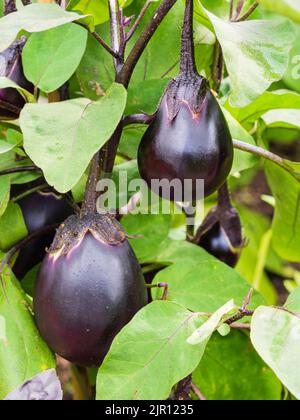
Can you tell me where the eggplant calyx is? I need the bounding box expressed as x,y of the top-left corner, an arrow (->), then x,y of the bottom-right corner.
49,214 -> 127,256
194,205 -> 244,253
165,73 -> 208,121
0,37 -> 27,76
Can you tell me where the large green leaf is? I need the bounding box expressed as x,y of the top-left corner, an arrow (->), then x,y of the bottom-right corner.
262,109 -> 300,129
96,301 -> 206,400
0,3 -> 89,53
286,287 -> 300,313
265,162 -> 300,262
151,240 -> 264,313
226,90 -> 300,124
20,83 -> 127,193
284,28 -> 300,93
201,5 -> 296,107
251,306 -> 300,399
258,0 -> 300,23
22,23 -> 88,93
0,265 -> 55,400
193,330 -> 282,400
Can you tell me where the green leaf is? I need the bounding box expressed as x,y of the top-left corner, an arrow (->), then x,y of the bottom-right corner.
0,265 -> 55,400
187,300 -> 237,345
0,3 -> 90,53
0,176 -> 10,218
251,306 -> 300,399
96,301 -> 206,400
193,330 -> 282,400
122,213 -> 172,262
258,0 -> 300,23
265,162 -> 300,262
0,77 -> 35,103
20,83 -> 127,193
226,90 -> 300,124
126,79 -> 169,115
236,206 -> 278,305
22,23 -> 88,93
0,130 -> 23,155
262,109 -> 300,129
284,28 -> 300,93
0,202 -> 27,251
67,0 -> 133,26
223,108 -> 258,173
285,287 -> 300,313
151,242 -> 264,313
201,5 -> 296,107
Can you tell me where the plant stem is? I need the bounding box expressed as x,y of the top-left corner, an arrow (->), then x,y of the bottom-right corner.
81,152 -> 101,217
109,0 -> 122,72
126,0 -> 152,42
117,0 -> 177,88
233,139 -> 299,177
233,0 -> 245,21
234,1 -> 259,22
13,183 -> 49,202
229,0 -> 234,20
4,0 -> 17,15
212,41 -> 224,92
217,182 -> 232,210
122,113 -> 155,127
91,32 -> 121,59
191,383 -> 206,401
180,0 -> 196,75
0,166 -> 40,177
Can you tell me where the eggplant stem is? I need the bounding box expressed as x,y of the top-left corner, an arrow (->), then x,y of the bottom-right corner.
81,152 -> 101,217
234,1 -> 259,22
180,0 -> 197,76
91,32 -> 121,60
0,165 -> 40,177
122,113 -> 155,127
4,0 -> 17,15
126,0 -> 152,42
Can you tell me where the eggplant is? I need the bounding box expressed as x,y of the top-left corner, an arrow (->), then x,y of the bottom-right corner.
138,0 -> 233,201
34,213 -> 147,367
13,191 -> 73,279
0,37 -> 34,120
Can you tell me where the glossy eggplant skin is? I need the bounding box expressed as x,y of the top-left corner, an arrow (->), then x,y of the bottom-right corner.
13,192 -> 72,279
198,223 -> 239,268
34,232 -> 147,367
0,38 -> 34,120
138,90 -> 233,201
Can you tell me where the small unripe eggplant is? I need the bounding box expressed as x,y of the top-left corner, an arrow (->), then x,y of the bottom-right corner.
34,213 -> 147,367
198,222 -> 240,268
194,186 -> 244,268
138,0 -> 233,201
13,191 -> 73,279
0,37 -> 34,120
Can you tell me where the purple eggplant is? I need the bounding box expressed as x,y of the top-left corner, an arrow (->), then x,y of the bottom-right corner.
34,213 -> 147,367
198,222 -> 240,268
0,37 -> 34,120
138,0 -> 233,201
13,191 -> 73,279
